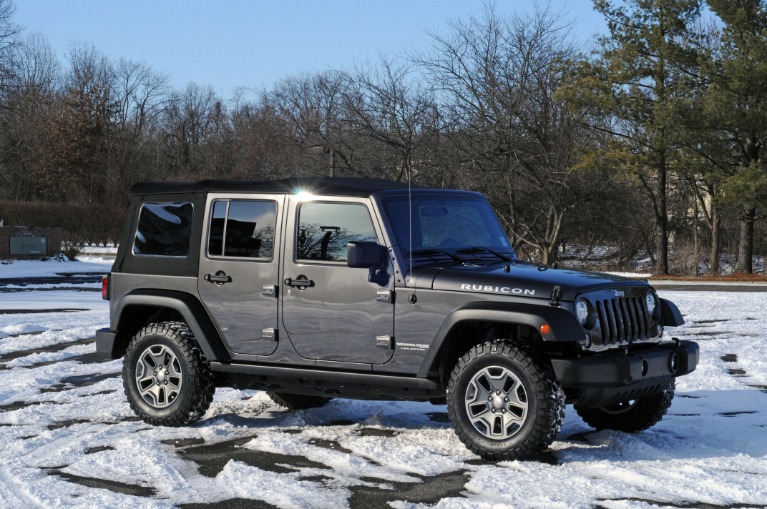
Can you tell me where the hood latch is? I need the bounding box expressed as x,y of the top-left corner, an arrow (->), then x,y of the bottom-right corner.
549,285 -> 562,307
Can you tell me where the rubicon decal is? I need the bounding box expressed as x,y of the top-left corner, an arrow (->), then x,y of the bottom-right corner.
460,284 -> 536,296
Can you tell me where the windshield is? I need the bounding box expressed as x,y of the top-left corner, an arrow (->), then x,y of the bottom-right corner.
381,194 -> 515,264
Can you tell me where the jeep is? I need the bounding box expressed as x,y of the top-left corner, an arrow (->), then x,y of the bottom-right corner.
96,177 -> 698,460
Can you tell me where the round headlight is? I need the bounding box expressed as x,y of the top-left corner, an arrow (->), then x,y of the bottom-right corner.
576,299 -> 589,326
646,293 -> 657,316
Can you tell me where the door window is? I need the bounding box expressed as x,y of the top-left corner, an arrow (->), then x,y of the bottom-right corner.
296,202 -> 377,262
207,199 -> 277,259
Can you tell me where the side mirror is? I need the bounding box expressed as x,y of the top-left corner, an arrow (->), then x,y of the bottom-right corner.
347,241 -> 385,268
347,242 -> 389,286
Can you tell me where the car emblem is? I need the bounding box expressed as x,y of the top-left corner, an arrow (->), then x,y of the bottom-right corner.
614,290 -> 625,298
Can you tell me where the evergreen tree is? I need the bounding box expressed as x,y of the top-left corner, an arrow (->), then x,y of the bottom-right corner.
564,0 -> 701,274
702,0 -> 767,273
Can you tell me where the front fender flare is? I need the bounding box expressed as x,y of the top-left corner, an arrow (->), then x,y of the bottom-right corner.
416,301 -> 583,378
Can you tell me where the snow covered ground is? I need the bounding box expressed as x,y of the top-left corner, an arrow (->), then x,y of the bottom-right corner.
0,260 -> 766,508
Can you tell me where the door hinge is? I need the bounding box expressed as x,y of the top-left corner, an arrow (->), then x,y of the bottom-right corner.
376,289 -> 393,304
261,328 -> 278,341
262,285 -> 277,298
376,335 -> 394,350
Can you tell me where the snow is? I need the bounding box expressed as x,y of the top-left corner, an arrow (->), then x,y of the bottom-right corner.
0,260 -> 766,507
0,257 -> 113,279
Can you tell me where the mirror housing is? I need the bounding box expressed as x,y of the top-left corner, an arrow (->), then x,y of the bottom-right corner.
347,241 -> 386,268
347,242 -> 390,286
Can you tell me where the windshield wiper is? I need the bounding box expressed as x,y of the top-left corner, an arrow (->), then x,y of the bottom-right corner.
455,247 -> 515,262
407,249 -> 468,264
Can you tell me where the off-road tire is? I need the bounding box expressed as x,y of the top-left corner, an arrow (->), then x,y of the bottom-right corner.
123,322 -> 214,426
446,341 -> 565,461
575,380 -> 675,432
267,392 -> 332,410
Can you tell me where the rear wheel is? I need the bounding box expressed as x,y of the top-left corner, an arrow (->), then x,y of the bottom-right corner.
267,391 -> 332,410
446,341 -> 565,461
575,381 -> 675,432
123,322 -> 214,426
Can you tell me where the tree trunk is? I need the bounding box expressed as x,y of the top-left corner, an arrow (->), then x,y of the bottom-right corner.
654,156 -> 669,275
709,205 -> 721,275
735,206 -> 756,274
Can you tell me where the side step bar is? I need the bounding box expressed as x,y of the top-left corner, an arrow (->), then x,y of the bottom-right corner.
209,361 -> 440,391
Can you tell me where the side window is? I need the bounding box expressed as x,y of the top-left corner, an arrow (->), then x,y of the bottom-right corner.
133,202 -> 194,256
296,202 -> 377,262
207,199 -> 277,260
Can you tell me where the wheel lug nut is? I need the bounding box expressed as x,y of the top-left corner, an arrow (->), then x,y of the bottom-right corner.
164,381 -> 168,385
504,397 -> 509,402
491,408 -> 496,413
496,390 -> 501,395
502,409 -> 506,413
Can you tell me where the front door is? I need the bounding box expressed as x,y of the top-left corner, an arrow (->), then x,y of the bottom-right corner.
281,197 -> 394,364
198,194 -> 284,356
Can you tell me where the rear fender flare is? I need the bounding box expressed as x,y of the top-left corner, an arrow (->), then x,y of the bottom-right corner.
114,290 -> 230,361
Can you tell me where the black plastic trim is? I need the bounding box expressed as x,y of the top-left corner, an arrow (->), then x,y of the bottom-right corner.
95,328 -> 118,359
417,301 -> 583,378
210,361 -> 439,390
551,340 -> 699,389
114,289 -> 230,362
660,298 -> 685,327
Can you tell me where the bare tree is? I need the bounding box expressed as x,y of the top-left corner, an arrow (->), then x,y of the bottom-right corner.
416,5 -> 590,264
0,0 -> 20,94
344,57 -> 442,183
266,71 -> 351,177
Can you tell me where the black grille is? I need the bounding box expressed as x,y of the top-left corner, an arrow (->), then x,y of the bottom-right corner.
595,296 -> 650,345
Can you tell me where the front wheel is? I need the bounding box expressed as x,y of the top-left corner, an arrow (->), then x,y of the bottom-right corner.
446,341 -> 565,461
123,322 -> 215,426
575,381 -> 675,432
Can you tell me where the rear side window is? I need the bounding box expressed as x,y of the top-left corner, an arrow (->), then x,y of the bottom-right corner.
207,199 -> 277,259
133,202 -> 194,256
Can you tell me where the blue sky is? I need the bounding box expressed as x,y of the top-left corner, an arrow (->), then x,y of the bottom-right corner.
14,1 -> 606,97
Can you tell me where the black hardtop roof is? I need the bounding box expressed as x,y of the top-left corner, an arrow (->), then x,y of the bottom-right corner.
130,177 -> 419,197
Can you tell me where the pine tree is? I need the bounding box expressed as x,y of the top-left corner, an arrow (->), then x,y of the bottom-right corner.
564,0 -> 701,274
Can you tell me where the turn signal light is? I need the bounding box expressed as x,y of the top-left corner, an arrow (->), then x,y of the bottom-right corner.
539,323 -> 551,335
102,275 -> 110,301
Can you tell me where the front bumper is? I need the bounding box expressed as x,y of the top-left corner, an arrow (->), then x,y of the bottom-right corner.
551,340 -> 699,407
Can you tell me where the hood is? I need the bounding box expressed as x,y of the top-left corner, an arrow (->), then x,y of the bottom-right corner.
411,262 -> 650,302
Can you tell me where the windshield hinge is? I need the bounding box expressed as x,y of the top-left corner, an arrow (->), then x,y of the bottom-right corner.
549,286 -> 562,307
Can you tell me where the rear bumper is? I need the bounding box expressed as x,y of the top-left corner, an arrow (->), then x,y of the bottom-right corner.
96,328 -> 118,359
551,340 -> 699,407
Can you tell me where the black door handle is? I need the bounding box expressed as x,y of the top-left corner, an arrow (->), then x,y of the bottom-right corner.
204,271 -> 232,284
284,276 -> 314,289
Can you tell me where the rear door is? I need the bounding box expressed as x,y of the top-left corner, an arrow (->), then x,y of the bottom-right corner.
198,194 -> 284,356
281,196 -> 394,364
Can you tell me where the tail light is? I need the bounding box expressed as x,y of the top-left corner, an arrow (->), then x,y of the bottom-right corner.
102,275 -> 110,300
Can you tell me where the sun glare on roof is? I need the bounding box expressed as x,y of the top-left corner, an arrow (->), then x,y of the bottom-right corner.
294,190 -> 315,201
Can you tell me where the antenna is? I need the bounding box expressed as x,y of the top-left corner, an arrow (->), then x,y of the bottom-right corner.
408,167 -> 416,304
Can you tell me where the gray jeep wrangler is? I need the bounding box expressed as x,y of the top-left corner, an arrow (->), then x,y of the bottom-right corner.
96,177 -> 698,460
